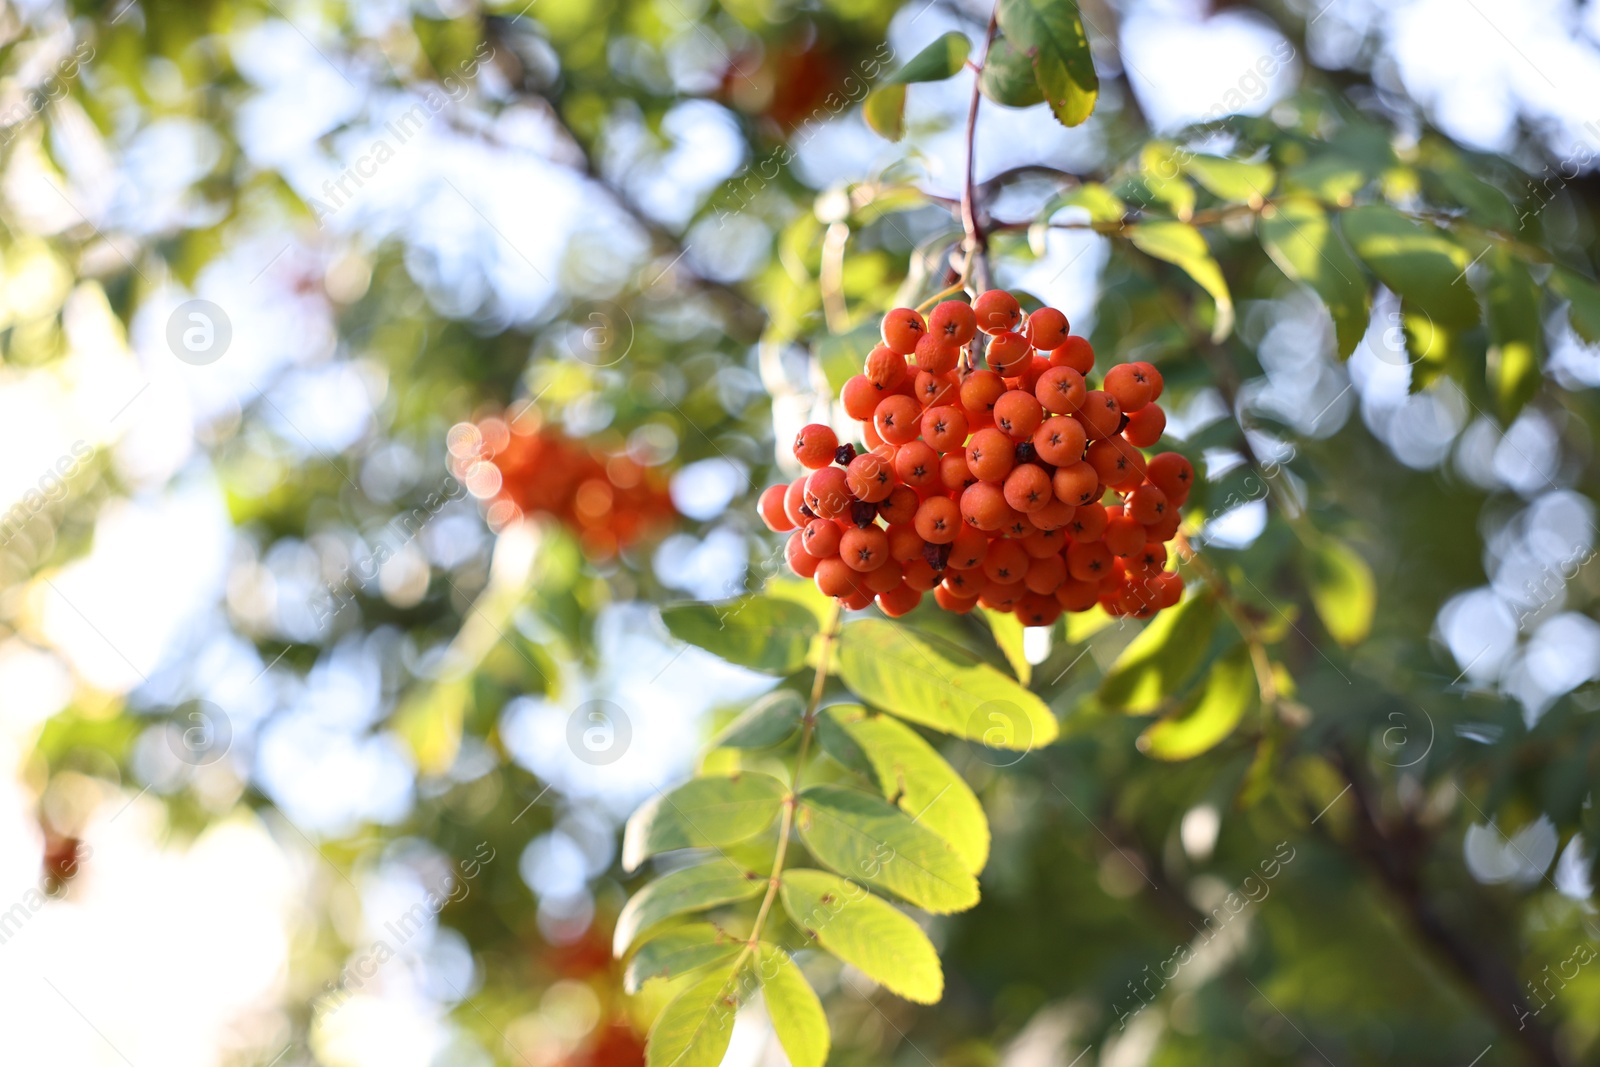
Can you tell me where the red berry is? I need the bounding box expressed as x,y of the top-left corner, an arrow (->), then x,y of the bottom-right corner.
921,405 -> 969,454
1104,363 -> 1153,412
873,394 -> 921,446
803,518 -> 843,558
1075,390 -> 1123,441
929,300 -> 978,346
1035,366 -> 1086,415
877,583 -> 922,617
881,308 -> 927,355
886,523 -> 926,561
783,477 -> 810,527
914,333 -> 959,374
1127,484 -> 1170,525
793,423 -> 838,469
973,290 -> 1022,335
865,344 -> 909,390
786,532 -> 819,578
1003,463 -> 1053,513
1049,336 -> 1094,374
913,495 -> 961,544
840,526 -> 890,571
1124,403 -> 1166,448
993,390 -> 1044,440
1033,415 -> 1087,467
1146,452 -> 1195,502
959,369 -> 1006,418
846,451 -> 895,502
960,481 -> 1011,531
1052,461 -> 1100,507
987,331 -> 1031,376
893,440 -> 940,490
879,484 -> 919,525
815,557 -> 857,597
935,584 -> 979,613
841,375 -> 880,421
1134,361 -> 1164,400
804,467 -> 852,520
1024,554 -> 1067,595
1026,307 -> 1069,350
949,524 -> 989,570
914,370 -> 959,408
983,539 -> 1029,584
965,427 -> 1016,483
759,485 -> 794,532
1066,540 -> 1113,582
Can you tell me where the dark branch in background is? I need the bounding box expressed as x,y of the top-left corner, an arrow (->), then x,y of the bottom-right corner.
960,6 -> 1000,294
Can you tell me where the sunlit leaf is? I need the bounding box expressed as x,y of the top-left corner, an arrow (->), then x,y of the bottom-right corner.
1257,196 -> 1370,359
1182,154 -> 1276,205
713,689 -> 805,749
1339,205 -> 1479,327
1127,219 -> 1234,341
1303,537 -> 1376,647
863,84 -> 908,141
779,869 -> 943,1003
755,944 -> 829,1067
1138,643 -> 1255,760
981,607 -> 1030,685
796,784 -> 979,913
979,35 -> 1044,108
614,859 -> 767,953
645,966 -> 742,1067
1099,590 -> 1219,712
864,33 -> 971,142
660,597 -> 819,675
995,0 -> 1098,127
625,925 -> 744,993
1481,246 -> 1541,419
622,774 -> 788,871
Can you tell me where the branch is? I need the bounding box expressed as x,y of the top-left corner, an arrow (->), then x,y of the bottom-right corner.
960,6 -> 1000,293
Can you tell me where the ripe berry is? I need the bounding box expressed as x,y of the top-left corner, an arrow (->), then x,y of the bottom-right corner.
993,390 -> 1044,440
1017,594 -> 1062,628
1027,308 -> 1069,350
914,334 -> 959,374
1103,513 -> 1146,557
982,539 -> 1029,584
864,344 -> 909,391
1035,366 -> 1087,416
960,481 -> 1011,531
1003,463 -> 1052,513
1066,540 -> 1113,582
1050,336 -> 1095,374
804,467 -> 852,520
1052,461 -> 1100,507
893,440 -> 940,489
1145,510 -> 1182,542
929,300 -> 977,346
886,523 -> 926,562
1153,570 -> 1183,608
873,394 -> 921,446
877,583 -> 923,617
842,589 -> 874,611
1022,527 -> 1065,559
1033,415 -> 1087,467
783,477 -> 810,526
793,423 -> 838,469
965,427 -> 1016,483
973,290 -> 1022,335
786,532 -> 819,578
1146,452 -> 1195,502
842,375 -> 880,421
1024,554 -> 1067,595
960,370 -> 1006,418
1127,484 -> 1170,525
935,584 -> 979,613
879,484 -> 919,525
987,331 -> 1031,376
902,557 -> 940,591
913,495 -> 961,544
1134,361 -> 1164,400
840,526 -> 890,571
1065,500 -> 1108,543
1086,438 -> 1147,491
939,450 -> 975,492
921,405 -> 969,454
1056,578 -> 1099,612
815,556 -> 856,597
1031,497 -> 1076,531
759,484 -> 794,532
846,451 -> 895,502
942,568 -> 980,598
1104,363 -> 1153,412
881,308 -> 928,356
1124,402 -> 1166,448
864,559 -> 904,593
949,524 -> 989,570
803,518 -> 843,558
1075,390 -> 1123,441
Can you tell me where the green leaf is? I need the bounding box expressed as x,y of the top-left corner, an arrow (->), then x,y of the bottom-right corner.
755,945 -> 829,1067
660,597 -> 819,675
623,773 -> 788,871
979,35 -> 1044,108
981,607 -> 1030,685
625,925 -> 744,993
1339,205 -> 1479,327
1138,643 -> 1255,760
1098,590 -> 1219,712
1550,266 -> 1600,345
1128,219 -> 1234,341
646,967 -> 742,1067
1258,196 -> 1370,359
796,784 -> 978,913
1303,537 -> 1376,647
826,706 -> 990,873
835,618 -> 1057,749
1280,155 -> 1373,204
1482,247 -> 1542,419
815,324 -> 882,396
613,858 -> 767,953
863,84 -> 907,141
995,0 -> 1098,128
863,32 -> 972,142
779,869 -> 943,1003
1182,154 -> 1275,205
814,704 -> 875,775
713,689 -> 804,749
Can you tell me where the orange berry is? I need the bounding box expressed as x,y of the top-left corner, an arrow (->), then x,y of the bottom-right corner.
929,299 -> 978,346
881,307 -> 927,356
1017,593 -> 1062,628
1104,363 -> 1153,412
1033,415 -> 1087,467
864,558 -> 904,593
921,405 -> 969,454
986,331 -> 1031,376
1003,462 -> 1053,513
1147,452 -> 1194,503
1132,542 -> 1168,573
939,450 -> 975,492
983,539 -> 1030,584
1065,500 -> 1108,543
1087,438 -> 1147,491
842,589 -> 874,611
1066,540 -> 1113,582
949,524 -> 989,570
786,532 -> 819,578
935,584 -> 979,613
959,369 -> 1006,418
893,440 -> 940,490
1035,366 -> 1086,415
877,583 -> 922,617
960,481 -> 1010,531
1052,461 -> 1100,507
913,333 -> 959,374
1022,527 -> 1065,559
864,344 -> 909,391
941,567 -> 981,599
973,290 -> 1022,335
1030,497 -> 1076,532
1049,336 -> 1095,374
793,423 -> 838,469
842,375 -> 880,421
840,526 -> 890,571
1075,389 -> 1123,441
1127,484 -> 1171,525
885,522 -> 926,562
802,518 -> 843,558
846,451 -> 895,502
873,394 -> 921,446
903,557 -> 940,592
914,369 -> 959,408
993,390 -> 1044,440
1103,513 -> 1146,557
815,556 -> 857,597
1013,355 -> 1051,394
783,476 -> 810,526
1154,570 -> 1183,608
1055,578 -> 1099,612
1000,511 -> 1033,539
977,582 -> 1023,612
1124,402 -> 1165,448
759,484 -> 794,532
1027,307 -> 1069,350
1024,553 -> 1067,595
913,495 -> 961,544
965,427 -> 1016,483
804,467 -> 852,520
878,484 -> 919,525
1134,360 -> 1164,400
863,419 -> 885,450
1145,510 -> 1182,542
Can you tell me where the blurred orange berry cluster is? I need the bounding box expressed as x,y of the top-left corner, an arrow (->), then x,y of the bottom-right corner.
449,414 -> 675,560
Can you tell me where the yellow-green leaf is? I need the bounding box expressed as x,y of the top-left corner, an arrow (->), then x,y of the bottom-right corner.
614,858 -> 767,954
779,869 -> 943,1003
1128,219 -> 1234,341
981,607 -> 1030,685
646,967 -> 742,1067
863,84 -> 907,141
625,925 -> 744,993
1482,246 -> 1541,419
1183,154 -> 1276,206
661,597 -> 819,675
713,689 -> 804,749
979,35 -> 1044,108
623,773 -> 788,871
1339,204 -> 1479,328
1304,537 -> 1375,647
1258,197 -> 1369,359
756,944 -> 829,1067
1098,590 -> 1219,712
995,0 -> 1098,127
1138,643 -> 1255,760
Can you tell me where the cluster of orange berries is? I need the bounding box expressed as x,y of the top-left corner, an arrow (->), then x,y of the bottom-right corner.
758,291 -> 1193,624
450,415 -> 675,560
